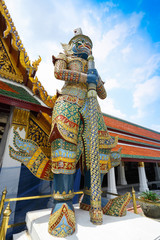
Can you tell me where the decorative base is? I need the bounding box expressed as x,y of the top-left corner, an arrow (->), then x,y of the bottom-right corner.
80,192 -> 131,217
89,207 -> 103,225
102,192 -> 130,216
48,203 -> 75,237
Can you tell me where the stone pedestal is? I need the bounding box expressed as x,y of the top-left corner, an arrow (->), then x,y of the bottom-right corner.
13,206 -> 160,240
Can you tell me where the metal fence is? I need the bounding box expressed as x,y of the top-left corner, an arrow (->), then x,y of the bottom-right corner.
0,187 -> 160,239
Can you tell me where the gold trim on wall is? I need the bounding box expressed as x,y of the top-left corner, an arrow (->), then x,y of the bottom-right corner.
30,113 -> 50,136
12,108 -> 30,132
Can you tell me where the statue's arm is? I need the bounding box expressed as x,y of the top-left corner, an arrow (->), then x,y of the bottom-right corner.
53,53 -> 107,99
53,53 -> 87,83
96,76 -> 107,99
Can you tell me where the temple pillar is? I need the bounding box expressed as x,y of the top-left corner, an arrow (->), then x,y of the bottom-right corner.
154,163 -> 160,181
138,162 -> 149,192
107,167 -> 117,199
117,162 -> 127,185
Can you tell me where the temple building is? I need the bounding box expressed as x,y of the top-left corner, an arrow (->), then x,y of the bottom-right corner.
102,114 -> 160,198
0,0 -> 160,238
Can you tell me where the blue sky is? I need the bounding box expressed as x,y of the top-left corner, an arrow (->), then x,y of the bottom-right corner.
5,0 -> 160,132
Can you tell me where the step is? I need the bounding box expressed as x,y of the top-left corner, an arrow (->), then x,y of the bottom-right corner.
13,230 -> 31,240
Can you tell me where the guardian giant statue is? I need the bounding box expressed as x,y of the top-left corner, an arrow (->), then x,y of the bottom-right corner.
10,28 -> 130,238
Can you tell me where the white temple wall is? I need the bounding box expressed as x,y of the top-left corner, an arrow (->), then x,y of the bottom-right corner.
0,107 -> 28,226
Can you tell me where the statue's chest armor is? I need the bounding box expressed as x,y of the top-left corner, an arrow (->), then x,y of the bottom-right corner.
67,57 -> 88,73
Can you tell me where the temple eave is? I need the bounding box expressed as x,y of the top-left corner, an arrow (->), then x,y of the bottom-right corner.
0,94 -> 52,115
122,155 -> 160,163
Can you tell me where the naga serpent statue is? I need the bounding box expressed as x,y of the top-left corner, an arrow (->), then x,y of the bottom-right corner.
9,28 -> 130,238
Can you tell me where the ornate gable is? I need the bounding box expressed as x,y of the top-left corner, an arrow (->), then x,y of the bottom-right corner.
0,37 -> 23,82
0,0 -> 33,84
0,0 -> 56,109
0,38 -> 15,74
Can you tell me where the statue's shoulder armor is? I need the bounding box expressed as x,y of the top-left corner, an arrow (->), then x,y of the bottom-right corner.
58,52 -> 67,60
52,53 -> 67,65
55,53 -> 67,63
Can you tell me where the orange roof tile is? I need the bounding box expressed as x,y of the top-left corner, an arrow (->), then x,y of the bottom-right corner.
110,132 -> 160,147
103,114 -> 160,141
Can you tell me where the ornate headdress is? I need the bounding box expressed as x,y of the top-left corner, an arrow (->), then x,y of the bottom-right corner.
69,28 -> 92,47
61,28 -> 92,55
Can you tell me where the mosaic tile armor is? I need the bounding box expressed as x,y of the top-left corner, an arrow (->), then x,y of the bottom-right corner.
49,53 -> 118,176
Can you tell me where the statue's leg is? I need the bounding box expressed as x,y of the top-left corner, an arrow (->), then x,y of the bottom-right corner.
80,169 -> 103,211
80,170 -> 130,216
48,138 -> 77,237
79,169 -> 91,211
48,174 -> 76,237
100,151 -> 131,216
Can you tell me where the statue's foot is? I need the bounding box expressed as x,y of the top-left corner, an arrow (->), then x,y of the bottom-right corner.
48,201 -> 75,237
102,192 -> 131,216
80,192 -> 131,217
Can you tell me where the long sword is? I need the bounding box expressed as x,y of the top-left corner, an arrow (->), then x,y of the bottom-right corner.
88,55 -> 103,224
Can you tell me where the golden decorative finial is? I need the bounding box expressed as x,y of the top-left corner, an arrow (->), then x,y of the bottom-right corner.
0,202 -> 11,239
0,188 -> 7,218
132,187 -> 138,214
32,56 -> 42,71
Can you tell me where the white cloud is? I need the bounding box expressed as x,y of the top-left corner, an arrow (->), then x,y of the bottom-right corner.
99,97 -> 126,119
132,76 -> 160,118
104,78 -> 119,90
3,0 -> 160,132
5,0 -> 32,41
151,124 -> 160,132
133,76 -> 160,108
36,61 -> 64,96
132,54 -> 160,83
94,12 -> 144,61
121,44 -> 132,59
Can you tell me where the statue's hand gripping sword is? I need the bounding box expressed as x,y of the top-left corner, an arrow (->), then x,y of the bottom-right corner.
87,55 -> 103,225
